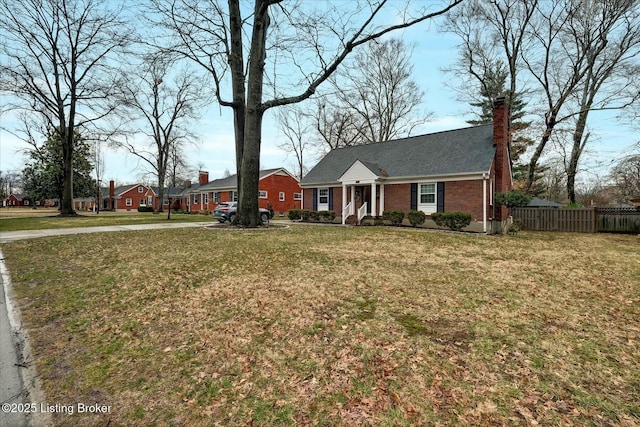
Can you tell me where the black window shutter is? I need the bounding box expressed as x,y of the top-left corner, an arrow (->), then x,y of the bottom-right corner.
328,188 -> 334,210
229,191 -> 233,201
313,188 -> 318,211
437,182 -> 445,212
410,183 -> 417,210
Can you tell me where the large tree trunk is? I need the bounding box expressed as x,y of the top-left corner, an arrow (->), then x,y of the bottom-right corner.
60,126 -> 76,216
237,0 -> 269,227
526,111 -> 557,192
566,108 -> 590,205
228,0 -> 246,207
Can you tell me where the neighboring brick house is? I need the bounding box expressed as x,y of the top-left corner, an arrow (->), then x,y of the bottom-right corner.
5,193 -> 31,207
300,98 -> 513,233
187,168 -> 302,215
107,183 -> 159,211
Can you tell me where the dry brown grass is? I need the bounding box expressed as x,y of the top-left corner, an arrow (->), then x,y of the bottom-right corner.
2,226 -> 639,426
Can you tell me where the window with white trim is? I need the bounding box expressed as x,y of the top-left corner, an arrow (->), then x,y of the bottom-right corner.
140,198 -> 146,206
259,191 -> 268,198
193,194 -> 199,204
232,191 -> 238,202
213,192 -> 220,203
138,186 -> 144,193
293,193 -> 302,200
279,191 -> 285,201
126,198 -> 132,206
203,193 -> 208,204
318,188 -> 329,204
418,183 -> 437,214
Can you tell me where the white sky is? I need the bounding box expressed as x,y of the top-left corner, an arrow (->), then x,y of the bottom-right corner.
1,7 -> 638,187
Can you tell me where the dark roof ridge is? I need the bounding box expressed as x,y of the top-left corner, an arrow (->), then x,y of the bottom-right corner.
329,123 -> 492,153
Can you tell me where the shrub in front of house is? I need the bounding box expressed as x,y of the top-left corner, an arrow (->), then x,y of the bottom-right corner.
318,210 -> 336,222
382,210 -> 405,226
431,211 -> 472,231
407,210 -> 426,227
137,206 -> 154,212
309,210 -> 320,222
288,209 -> 302,221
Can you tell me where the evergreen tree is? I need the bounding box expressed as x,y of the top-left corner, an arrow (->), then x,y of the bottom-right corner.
22,129 -> 96,203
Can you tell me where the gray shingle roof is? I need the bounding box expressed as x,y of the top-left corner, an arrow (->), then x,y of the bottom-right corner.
528,197 -> 562,208
301,124 -> 495,186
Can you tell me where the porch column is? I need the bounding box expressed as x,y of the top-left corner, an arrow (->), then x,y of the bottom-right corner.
342,184 -> 347,224
351,186 -> 356,214
379,184 -> 385,216
370,182 -> 377,217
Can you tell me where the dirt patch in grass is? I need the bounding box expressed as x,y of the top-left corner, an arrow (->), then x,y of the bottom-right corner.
2,227 -> 639,426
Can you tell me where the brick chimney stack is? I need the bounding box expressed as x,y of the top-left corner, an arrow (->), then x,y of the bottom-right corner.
108,180 -> 115,210
493,97 -> 512,221
199,171 -> 209,185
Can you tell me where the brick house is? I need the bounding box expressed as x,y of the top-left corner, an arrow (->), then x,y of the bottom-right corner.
106,183 -> 159,211
299,98 -> 513,233
5,193 -> 31,207
5,193 -> 28,207
187,168 -> 302,215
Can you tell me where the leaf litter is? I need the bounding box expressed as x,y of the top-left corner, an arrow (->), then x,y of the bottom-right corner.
3,227 -> 639,426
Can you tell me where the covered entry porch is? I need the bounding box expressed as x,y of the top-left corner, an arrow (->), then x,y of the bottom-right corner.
339,160 -> 387,224
341,182 -> 385,224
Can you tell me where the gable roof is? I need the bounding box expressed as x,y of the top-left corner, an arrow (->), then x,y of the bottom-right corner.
301,124 -> 495,186
191,167 -> 296,193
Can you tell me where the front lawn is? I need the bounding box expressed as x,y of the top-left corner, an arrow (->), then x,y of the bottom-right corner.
2,227 -> 639,426
0,212 -> 211,232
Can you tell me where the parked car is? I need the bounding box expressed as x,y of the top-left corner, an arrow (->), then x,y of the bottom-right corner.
212,202 -> 271,223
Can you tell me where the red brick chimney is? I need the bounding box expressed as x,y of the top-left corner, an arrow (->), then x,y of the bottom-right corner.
493,97 -> 512,221
184,180 -> 192,188
108,180 -> 115,210
199,171 -> 209,185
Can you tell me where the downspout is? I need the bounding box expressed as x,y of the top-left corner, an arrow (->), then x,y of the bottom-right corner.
483,173 -> 487,234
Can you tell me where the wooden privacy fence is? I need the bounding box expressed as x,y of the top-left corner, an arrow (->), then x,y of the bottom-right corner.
512,207 -> 640,233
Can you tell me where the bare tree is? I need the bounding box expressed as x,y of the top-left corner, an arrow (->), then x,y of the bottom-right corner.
0,0 -> 131,215
116,56 -> 208,212
561,1 -> 640,204
148,0 -> 462,226
444,0 -> 537,166
610,153 -> 640,203
0,170 -> 20,204
276,106 -> 312,180
312,38 -> 428,150
522,1 -> 640,197
166,143 -> 191,189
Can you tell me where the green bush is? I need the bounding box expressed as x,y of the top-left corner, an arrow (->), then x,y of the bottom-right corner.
309,210 -> 320,222
288,209 -> 302,221
495,189 -> 531,208
300,209 -> 313,221
431,211 -> 472,231
407,210 -> 426,227
382,210 -> 405,226
318,210 -> 336,222
137,206 -> 154,212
